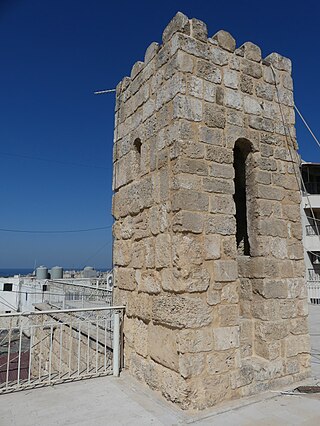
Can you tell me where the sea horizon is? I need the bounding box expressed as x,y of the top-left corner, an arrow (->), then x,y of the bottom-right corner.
0,267 -> 111,278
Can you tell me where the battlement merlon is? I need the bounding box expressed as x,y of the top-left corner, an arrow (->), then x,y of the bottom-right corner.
115,11 -> 293,102
113,11 -> 295,159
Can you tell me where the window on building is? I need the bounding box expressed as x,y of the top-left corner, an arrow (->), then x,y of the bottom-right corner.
133,138 -> 142,155
233,139 -> 252,256
42,284 -> 48,292
3,283 -> 13,292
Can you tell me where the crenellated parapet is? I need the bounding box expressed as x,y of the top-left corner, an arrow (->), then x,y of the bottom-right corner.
112,12 -> 310,410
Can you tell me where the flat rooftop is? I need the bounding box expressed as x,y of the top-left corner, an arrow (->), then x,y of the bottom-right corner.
1,305 -> 320,426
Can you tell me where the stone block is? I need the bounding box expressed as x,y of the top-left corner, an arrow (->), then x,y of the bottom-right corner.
212,30 -> 236,52
173,95 -> 202,121
125,291 -> 153,322
225,88 -> 242,110
224,69 -> 239,89
144,42 -> 160,63
187,75 -> 203,98
199,126 -> 224,146
218,304 -> 240,326
240,75 -> 254,94
179,352 -> 206,378
191,18 -> 208,42
207,287 -> 221,305
205,146 -> 233,163
172,190 -> 209,212
149,324 -> 179,371
162,12 -> 190,43
209,193 -> 235,214
207,349 -> 236,374
243,96 -> 262,115
242,59 -> 262,79
173,234 -> 203,267
155,234 -> 171,268
204,235 -> 221,260
113,240 -> 132,266
214,260 -> 238,282
196,59 -> 222,83
285,335 -> 310,357
264,52 -> 292,73
205,214 -> 236,235
209,45 -> 229,66
177,327 -> 214,353
236,42 -> 261,62
172,211 -> 204,234
248,116 -> 274,132
214,326 -> 240,350
204,103 -> 226,128
174,157 -> 208,176
138,270 -> 161,294
253,279 -> 288,299
152,295 -> 212,329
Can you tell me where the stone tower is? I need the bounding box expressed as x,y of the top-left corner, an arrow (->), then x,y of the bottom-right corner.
112,12 -> 310,410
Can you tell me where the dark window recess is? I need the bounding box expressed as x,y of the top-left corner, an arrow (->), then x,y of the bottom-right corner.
133,138 -> 142,155
42,284 -> 48,292
233,140 -> 251,256
5,311 -> 11,314
3,283 -> 13,292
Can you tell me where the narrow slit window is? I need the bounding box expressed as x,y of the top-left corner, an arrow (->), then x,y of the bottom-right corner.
233,140 -> 251,256
133,138 -> 142,155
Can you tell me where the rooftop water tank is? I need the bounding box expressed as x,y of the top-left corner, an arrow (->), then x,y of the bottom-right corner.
83,266 -> 96,278
36,266 -> 48,280
51,266 -> 63,279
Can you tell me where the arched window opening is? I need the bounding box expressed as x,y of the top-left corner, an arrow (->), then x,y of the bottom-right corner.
233,139 -> 252,256
133,138 -> 142,155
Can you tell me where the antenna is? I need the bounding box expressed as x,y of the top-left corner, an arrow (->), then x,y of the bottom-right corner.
93,89 -> 116,95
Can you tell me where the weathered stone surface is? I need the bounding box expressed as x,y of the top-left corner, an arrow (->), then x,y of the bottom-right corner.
149,324 -> 179,371
214,326 -> 240,350
172,211 -> 204,233
138,270 -> 161,294
196,59 -> 222,83
212,30 -> 236,52
162,12 -> 190,43
179,353 -> 206,378
152,295 -> 212,329
207,349 -> 236,374
214,260 -> 238,282
191,18 -> 208,42
236,41 -> 261,62
177,327 -> 214,353
113,12 -> 309,412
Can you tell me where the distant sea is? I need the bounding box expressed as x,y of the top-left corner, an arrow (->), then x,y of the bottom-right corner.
0,267 -> 111,278
0,268 -> 34,277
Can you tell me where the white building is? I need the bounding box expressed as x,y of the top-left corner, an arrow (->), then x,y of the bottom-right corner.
0,273 -> 113,314
301,161 -> 320,304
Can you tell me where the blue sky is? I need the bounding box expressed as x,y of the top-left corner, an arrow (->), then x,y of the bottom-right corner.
0,0 -> 319,269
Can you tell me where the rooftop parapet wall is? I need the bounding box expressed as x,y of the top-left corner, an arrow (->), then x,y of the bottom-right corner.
112,12 -> 310,410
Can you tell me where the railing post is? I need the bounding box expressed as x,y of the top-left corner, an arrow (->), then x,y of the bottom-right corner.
113,310 -> 120,377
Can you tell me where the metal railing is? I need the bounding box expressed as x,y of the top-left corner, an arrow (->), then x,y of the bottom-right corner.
306,225 -> 319,236
42,281 -> 113,310
308,269 -> 320,281
0,305 -> 124,394
307,281 -> 320,304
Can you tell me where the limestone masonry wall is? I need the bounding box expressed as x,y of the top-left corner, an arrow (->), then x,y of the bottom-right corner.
112,12 -> 310,410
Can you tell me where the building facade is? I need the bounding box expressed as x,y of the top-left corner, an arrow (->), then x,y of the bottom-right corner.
301,161 -> 320,304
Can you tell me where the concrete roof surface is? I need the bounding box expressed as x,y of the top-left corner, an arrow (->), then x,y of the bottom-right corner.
1,304 -> 320,426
